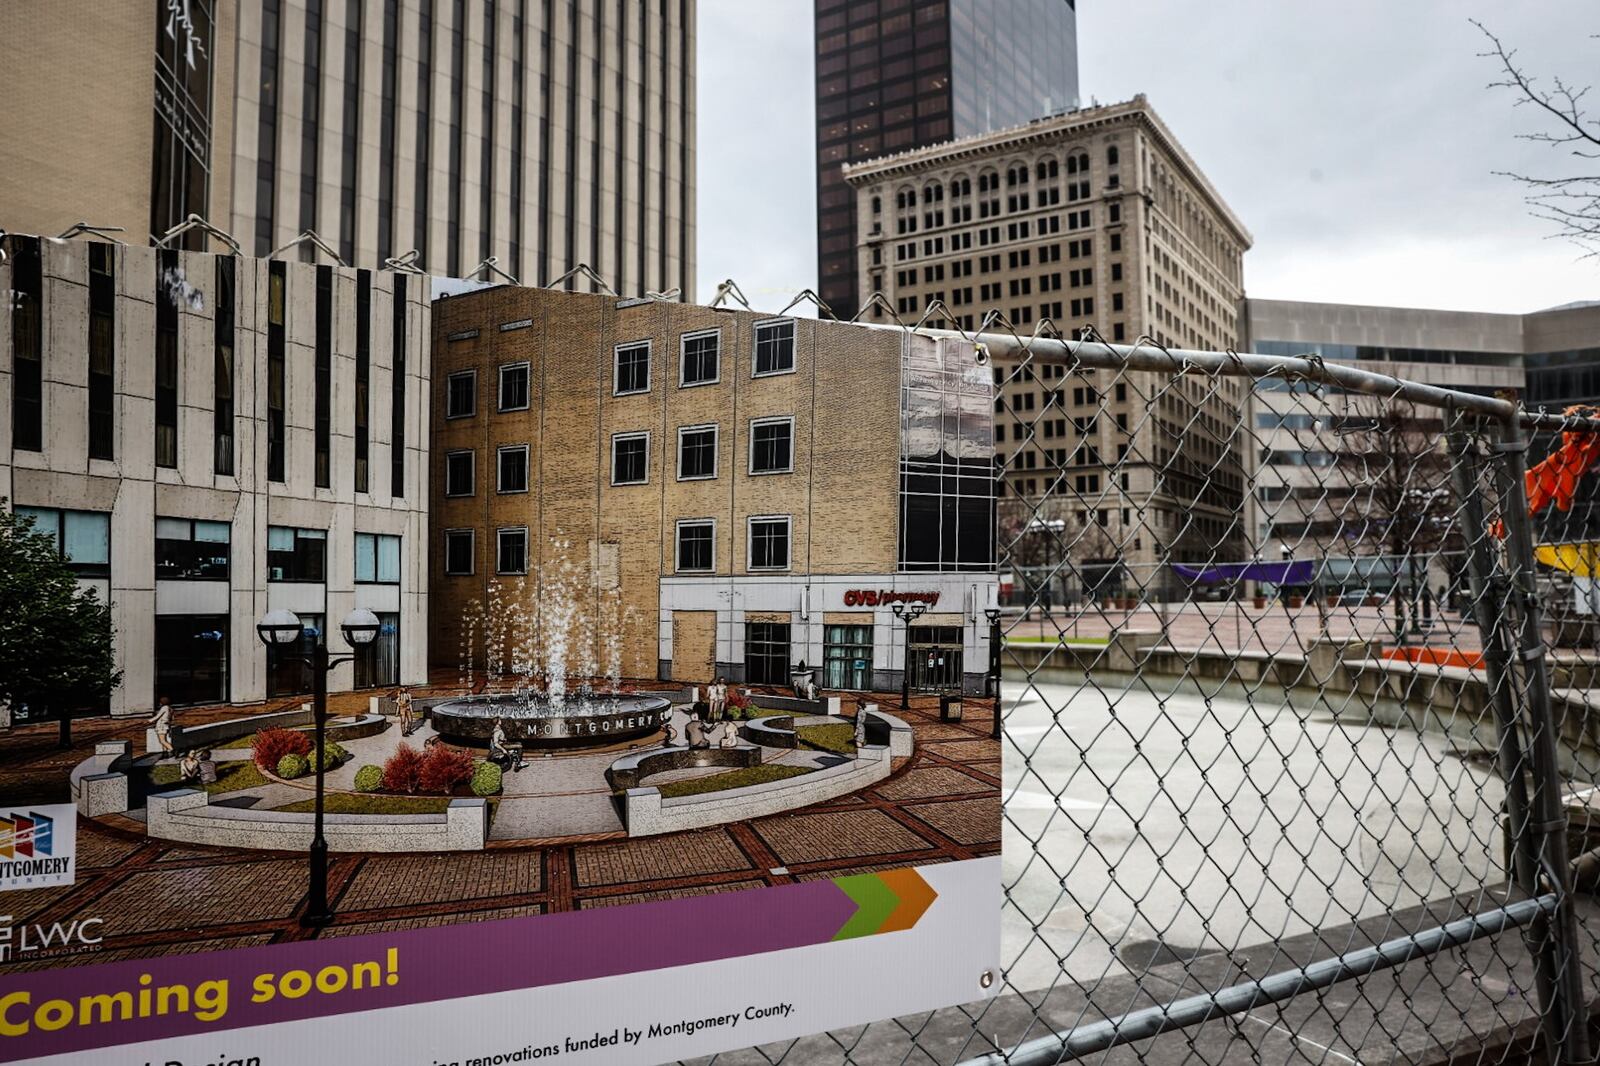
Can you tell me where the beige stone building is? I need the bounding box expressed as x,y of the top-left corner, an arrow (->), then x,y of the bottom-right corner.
843,96 -> 1254,576
1,232 -> 431,719
429,286 -> 998,693
0,0 -> 695,297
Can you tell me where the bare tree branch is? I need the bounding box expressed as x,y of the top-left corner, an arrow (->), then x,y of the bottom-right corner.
1475,19 -> 1600,259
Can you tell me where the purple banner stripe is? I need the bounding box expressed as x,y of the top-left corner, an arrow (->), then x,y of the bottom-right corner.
0,878 -> 857,1062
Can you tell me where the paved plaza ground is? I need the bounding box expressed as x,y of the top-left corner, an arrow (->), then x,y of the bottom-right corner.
0,687 -> 999,973
1007,599 -> 1483,656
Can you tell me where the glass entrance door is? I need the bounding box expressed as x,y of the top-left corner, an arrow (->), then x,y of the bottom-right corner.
824,624 -> 874,690
908,625 -> 964,692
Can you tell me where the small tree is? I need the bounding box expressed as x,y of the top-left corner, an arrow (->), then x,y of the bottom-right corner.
0,502 -> 122,746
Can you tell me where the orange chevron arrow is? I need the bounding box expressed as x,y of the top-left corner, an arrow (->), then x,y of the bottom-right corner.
876,867 -> 938,933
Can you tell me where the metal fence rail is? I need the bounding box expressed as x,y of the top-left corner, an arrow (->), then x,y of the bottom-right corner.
681,310 -> 1600,1065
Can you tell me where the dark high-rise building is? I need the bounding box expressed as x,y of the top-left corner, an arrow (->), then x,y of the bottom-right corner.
815,0 -> 1079,316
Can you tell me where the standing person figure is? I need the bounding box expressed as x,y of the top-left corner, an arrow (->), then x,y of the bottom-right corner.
395,686 -> 416,737
707,676 -> 728,723
152,696 -> 175,755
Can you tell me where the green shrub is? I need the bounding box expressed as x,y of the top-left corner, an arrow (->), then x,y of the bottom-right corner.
277,753 -> 309,779
722,704 -> 743,721
470,760 -> 503,797
306,741 -> 349,771
353,764 -> 384,792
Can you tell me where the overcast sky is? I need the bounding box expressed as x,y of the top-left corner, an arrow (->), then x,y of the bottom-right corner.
696,2 -> 1599,317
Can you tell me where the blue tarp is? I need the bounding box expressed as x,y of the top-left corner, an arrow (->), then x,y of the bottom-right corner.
1170,560 -> 1316,585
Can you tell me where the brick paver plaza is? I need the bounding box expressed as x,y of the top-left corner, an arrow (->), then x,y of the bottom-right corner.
0,690 -> 998,972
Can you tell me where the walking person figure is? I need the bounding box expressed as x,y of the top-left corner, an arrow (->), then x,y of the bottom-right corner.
395,686 -> 416,737
707,676 -> 728,723
152,696 -> 175,755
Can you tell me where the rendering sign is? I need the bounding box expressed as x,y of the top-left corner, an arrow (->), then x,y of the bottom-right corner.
0,263 -> 1001,1066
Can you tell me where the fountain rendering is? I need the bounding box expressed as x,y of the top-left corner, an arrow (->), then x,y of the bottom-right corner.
438,541 -> 670,749
430,689 -> 672,747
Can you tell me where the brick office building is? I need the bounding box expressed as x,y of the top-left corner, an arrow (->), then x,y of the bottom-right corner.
845,96 -> 1254,579
428,286 -> 998,694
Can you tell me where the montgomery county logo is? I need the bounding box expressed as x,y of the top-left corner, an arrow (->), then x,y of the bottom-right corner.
0,804 -> 77,893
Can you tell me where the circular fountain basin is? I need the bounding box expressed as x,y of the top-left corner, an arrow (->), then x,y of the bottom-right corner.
429,692 -> 672,748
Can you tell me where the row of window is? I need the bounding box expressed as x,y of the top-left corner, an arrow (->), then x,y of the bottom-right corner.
443,321 -> 798,418
16,507 -> 401,585
442,417 -> 797,497
443,515 -> 794,578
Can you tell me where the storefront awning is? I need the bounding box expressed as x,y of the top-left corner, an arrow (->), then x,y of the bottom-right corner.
1171,560 -> 1315,585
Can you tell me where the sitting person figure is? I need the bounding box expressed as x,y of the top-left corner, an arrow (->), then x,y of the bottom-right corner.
197,749 -> 218,785
178,749 -> 203,783
685,713 -> 709,750
720,721 -> 742,749
662,718 -> 680,747
489,717 -> 525,772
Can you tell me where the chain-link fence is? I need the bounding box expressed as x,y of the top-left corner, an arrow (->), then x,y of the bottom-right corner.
686,311 -> 1600,1065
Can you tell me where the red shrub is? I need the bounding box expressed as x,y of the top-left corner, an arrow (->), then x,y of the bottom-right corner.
417,745 -> 476,794
382,742 -> 426,794
727,689 -> 751,712
252,728 -> 312,772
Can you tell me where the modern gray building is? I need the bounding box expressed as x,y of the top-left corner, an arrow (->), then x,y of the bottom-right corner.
1242,296 -> 1600,555
0,1 -> 696,297
2,233 -> 431,719
815,0 -> 1079,316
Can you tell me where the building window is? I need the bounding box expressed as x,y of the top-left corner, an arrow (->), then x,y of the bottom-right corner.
745,622 -> 791,685
748,516 -> 791,571
9,235 -> 42,452
680,330 -> 720,387
353,612 -> 400,688
87,243 -> 116,461
391,275 -> 408,496
13,507 -> 110,578
155,248 -> 180,469
314,265 -> 333,488
445,450 -> 475,496
156,615 -> 229,707
824,624 -> 873,690
155,518 -> 231,581
614,341 -> 651,395
214,256 -> 236,475
355,270 -> 371,492
750,417 -> 795,475
497,444 -> 530,493
499,362 -> 530,411
267,262 -> 287,482
497,527 -> 528,574
677,425 -> 718,480
443,528 -> 475,575
676,519 -> 715,572
611,432 -> 649,485
355,532 -> 401,584
268,612 -> 322,697
754,319 -> 796,376
267,526 -> 327,582
446,370 -> 477,418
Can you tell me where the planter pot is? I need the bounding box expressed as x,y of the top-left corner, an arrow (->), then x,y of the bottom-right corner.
1253,597 -> 1266,609
1366,596 -> 1381,608
1326,596 -> 1339,607
1288,596 -> 1303,609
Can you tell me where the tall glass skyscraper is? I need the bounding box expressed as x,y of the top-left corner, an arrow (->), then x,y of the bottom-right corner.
814,0 -> 1079,315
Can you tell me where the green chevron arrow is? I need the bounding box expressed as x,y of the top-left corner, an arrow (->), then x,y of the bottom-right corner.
831,873 -> 902,941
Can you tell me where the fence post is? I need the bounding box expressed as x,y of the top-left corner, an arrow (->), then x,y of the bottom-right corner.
1490,415 -> 1594,1064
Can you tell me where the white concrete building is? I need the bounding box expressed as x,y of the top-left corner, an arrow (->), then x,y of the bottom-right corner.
1,233 -> 430,718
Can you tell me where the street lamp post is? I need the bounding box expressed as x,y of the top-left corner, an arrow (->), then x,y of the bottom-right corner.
984,607 -> 1002,740
256,607 -> 380,927
892,601 -> 929,710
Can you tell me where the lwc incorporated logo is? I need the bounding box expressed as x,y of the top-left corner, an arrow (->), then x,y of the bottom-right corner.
0,804 -> 77,893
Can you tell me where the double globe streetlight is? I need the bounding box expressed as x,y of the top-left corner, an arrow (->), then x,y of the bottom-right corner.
256,607 -> 381,927
891,600 -> 929,710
